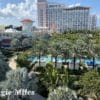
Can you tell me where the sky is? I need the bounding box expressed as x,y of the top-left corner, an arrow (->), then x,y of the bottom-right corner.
0,0 -> 100,26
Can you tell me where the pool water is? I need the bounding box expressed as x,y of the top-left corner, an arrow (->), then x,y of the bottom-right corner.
28,56 -> 100,65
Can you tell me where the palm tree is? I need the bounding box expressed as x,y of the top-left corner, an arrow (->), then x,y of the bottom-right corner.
86,34 -> 96,69
73,37 -> 88,70
49,42 -> 62,67
61,40 -> 72,63
32,39 -> 48,67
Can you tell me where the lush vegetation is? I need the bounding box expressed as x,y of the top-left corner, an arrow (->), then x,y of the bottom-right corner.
48,86 -> 78,100
0,52 -> 10,81
78,69 -> 100,99
16,52 -> 31,69
0,30 -> 100,100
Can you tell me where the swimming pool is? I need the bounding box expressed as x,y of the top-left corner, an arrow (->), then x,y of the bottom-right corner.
28,56 -> 100,65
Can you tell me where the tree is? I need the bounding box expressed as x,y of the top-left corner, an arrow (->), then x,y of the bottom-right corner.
78,70 -> 100,99
48,86 -> 78,100
11,35 -> 32,51
22,38 -> 32,48
16,52 -> 31,70
1,49 -> 14,58
0,52 -> 10,81
0,68 -> 38,100
39,63 -> 68,91
14,26 -> 22,31
61,40 -> 73,62
0,51 -> 7,60
93,32 -> 100,57
32,39 -> 48,67
5,25 -> 13,29
49,41 -> 62,67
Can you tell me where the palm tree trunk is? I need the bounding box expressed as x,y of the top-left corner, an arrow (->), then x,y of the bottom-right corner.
93,57 -> 95,69
55,56 -> 57,67
39,52 -> 41,67
73,56 -> 76,70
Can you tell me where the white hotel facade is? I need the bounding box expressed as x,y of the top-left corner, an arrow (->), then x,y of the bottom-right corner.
37,0 -> 97,32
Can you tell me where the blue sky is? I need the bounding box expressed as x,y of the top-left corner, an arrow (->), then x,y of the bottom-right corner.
0,0 -> 100,26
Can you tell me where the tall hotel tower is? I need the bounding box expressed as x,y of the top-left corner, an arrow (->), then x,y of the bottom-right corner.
37,0 -> 47,27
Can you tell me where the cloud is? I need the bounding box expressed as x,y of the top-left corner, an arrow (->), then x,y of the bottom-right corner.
0,0 -> 37,21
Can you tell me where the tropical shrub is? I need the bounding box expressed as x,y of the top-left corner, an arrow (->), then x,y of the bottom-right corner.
47,86 -> 78,100
0,68 -> 39,100
78,69 -> 100,99
16,52 -> 31,70
0,68 -> 38,91
0,59 -> 10,81
39,64 -> 69,91
1,49 -> 14,58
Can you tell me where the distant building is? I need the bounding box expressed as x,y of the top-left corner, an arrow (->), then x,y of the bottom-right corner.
21,19 -> 33,37
0,28 -> 22,48
88,15 -> 97,30
37,0 -> 47,27
47,4 -> 90,32
47,4 -> 65,32
37,0 -> 97,32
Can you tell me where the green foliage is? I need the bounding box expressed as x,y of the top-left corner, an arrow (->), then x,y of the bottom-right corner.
11,36 -> 32,50
31,31 -> 100,70
39,64 -> 69,91
78,70 -> 100,99
32,39 -> 49,66
0,52 -> 10,81
29,30 -> 100,98
32,39 -> 48,55
68,75 -> 80,90
16,52 -> 31,69
1,49 -> 14,58
46,62 -> 54,67
47,86 -> 78,100
0,60 -> 10,81
0,68 -> 39,100
0,68 -> 38,91
50,32 -> 100,57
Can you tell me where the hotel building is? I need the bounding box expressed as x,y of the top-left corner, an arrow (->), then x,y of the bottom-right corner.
88,15 -> 97,30
37,0 -> 97,32
37,0 -> 47,27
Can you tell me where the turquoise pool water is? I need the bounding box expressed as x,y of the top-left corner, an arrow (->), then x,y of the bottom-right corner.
28,56 -> 100,65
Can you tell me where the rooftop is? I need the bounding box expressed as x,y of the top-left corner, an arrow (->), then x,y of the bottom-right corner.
66,6 -> 90,10
4,28 -> 20,33
21,19 -> 33,23
48,3 -> 90,10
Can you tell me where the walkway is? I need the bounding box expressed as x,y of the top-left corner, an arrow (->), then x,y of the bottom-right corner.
8,55 -> 17,70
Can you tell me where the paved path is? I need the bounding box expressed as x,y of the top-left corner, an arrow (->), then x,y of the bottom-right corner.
8,56 -> 17,70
